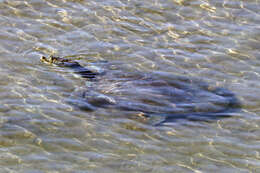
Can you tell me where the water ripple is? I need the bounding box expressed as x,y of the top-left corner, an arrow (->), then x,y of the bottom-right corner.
0,0 -> 259,172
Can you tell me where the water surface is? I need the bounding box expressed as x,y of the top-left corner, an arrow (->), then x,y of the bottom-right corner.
0,0 -> 260,172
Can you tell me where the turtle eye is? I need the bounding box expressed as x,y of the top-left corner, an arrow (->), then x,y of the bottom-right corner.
41,56 -> 48,62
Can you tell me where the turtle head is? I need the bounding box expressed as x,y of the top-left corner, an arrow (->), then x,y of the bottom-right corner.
41,55 -> 79,67
40,55 -> 59,64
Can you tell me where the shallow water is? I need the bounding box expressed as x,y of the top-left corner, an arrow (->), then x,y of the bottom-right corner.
0,0 -> 260,172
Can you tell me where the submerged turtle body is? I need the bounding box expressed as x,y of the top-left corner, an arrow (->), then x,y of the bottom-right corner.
41,55 -> 240,125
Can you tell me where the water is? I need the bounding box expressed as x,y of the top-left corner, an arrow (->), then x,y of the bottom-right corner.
0,0 -> 259,172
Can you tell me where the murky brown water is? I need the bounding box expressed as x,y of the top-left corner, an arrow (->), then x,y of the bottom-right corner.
0,0 -> 260,172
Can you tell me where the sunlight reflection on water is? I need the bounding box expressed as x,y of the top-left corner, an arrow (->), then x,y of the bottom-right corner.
0,0 -> 259,172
